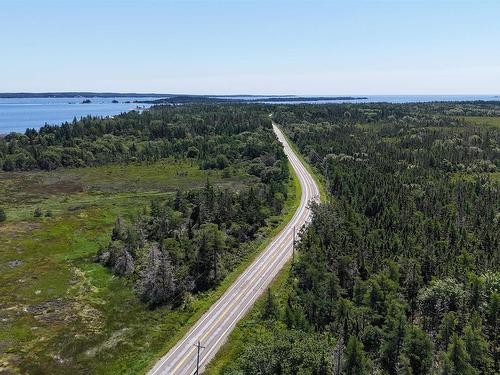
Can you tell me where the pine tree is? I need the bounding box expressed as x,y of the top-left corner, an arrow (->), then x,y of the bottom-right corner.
445,333 -> 478,375
401,324 -> 433,375
438,312 -> 458,350
137,243 -> 177,307
262,288 -> 279,320
344,335 -> 369,375
113,248 -> 134,276
464,316 -> 493,374
380,302 -> 407,375
111,216 -> 127,241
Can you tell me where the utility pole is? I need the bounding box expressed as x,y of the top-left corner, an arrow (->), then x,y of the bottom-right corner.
292,225 -> 296,263
194,341 -> 205,375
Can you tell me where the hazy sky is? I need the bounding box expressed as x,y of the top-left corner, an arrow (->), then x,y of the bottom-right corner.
1,0 -> 499,95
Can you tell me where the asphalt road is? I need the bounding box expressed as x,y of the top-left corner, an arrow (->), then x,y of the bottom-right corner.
147,123 -> 320,375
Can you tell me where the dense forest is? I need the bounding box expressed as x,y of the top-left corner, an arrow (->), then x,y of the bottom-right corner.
224,103 -> 500,374
0,104 -> 279,172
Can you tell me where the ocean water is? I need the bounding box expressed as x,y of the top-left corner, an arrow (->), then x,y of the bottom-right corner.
0,97 -> 158,134
0,95 -> 499,134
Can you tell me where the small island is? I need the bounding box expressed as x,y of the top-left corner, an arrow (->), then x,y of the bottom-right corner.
112,99 -> 119,103
81,99 -> 92,104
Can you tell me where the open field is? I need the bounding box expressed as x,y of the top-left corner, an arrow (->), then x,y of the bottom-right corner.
459,115 -> 500,128
0,160 -> 288,374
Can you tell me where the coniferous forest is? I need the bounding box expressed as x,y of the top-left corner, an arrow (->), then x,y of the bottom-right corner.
219,102 -> 500,375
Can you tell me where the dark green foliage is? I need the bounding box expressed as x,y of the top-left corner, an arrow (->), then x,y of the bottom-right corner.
232,330 -> 334,374
401,325 -> 433,375
344,335 -> 370,375
33,207 -> 43,218
445,334 -> 479,375
0,105 -> 290,180
0,207 -> 6,222
464,316 -> 494,374
261,288 -> 280,320
98,176 -> 289,307
380,303 -> 407,374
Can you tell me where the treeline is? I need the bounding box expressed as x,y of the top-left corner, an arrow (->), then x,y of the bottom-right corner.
0,104 -> 277,172
226,103 -> 499,374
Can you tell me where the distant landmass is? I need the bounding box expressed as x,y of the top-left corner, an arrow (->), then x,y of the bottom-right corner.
247,96 -> 368,102
137,95 -> 368,104
0,92 -> 367,103
0,92 -> 171,98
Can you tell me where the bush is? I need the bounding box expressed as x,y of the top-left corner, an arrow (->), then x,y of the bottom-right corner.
34,207 -> 43,218
0,208 -> 6,222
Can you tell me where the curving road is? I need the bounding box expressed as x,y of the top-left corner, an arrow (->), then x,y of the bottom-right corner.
147,123 -> 320,375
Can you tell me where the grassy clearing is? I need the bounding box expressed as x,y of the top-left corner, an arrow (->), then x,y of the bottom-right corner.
0,160 -> 249,208
450,171 -> 500,183
0,160 -> 297,374
458,116 -> 500,129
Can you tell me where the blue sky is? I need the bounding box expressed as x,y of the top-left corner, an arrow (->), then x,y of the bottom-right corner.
1,0 -> 499,94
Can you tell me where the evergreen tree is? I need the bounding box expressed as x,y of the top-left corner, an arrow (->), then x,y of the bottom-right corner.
111,216 -> 127,241
344,335 -> 369,375
438,312 -> 458,350
445,333 -> 478,375
464,316 -> 493,374
380,302 -> 407,375
137,243 -> 177,308
262,288 -> 279,320
401,324 -> 433,375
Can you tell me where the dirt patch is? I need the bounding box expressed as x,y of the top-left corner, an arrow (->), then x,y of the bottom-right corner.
85,328 -> 131,358
22,180 -> 83,195
26,298 -> 73,324
0,171 -> 83,196
0,222 -> 41,238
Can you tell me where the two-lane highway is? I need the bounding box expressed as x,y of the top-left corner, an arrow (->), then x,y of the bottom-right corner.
148,123 -> 320,375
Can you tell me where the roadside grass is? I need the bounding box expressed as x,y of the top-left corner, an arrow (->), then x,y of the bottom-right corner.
0,159 -> 298,374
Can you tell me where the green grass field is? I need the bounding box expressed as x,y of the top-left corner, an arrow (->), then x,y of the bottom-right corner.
0,160 -> 297,374
459,115 -> 500,128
